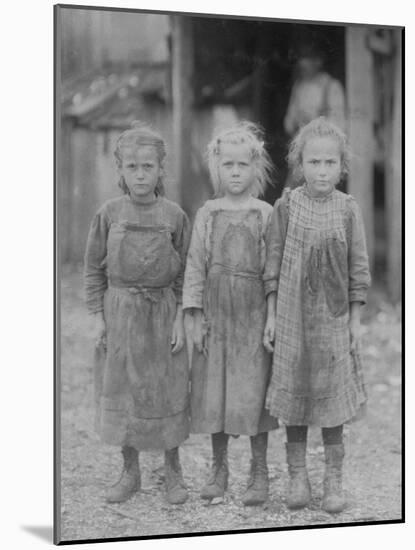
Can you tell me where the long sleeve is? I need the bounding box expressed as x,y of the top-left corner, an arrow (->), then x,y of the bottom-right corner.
172,209 -> 191,304
263,192 -> 289,296
327,78 -> 347,133
347,198 -> 371,304
283,83 -> 299,136
182,207 -> 208,310
84,205 -> 111,314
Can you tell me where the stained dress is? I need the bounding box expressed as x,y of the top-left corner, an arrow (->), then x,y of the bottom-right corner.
183,197 -> 279,435
264,186 -> 371,427
84,194 -> 190,450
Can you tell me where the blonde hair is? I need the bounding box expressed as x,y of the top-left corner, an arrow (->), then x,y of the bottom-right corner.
206,121 -> 274,198
114,121 -> 166,196
287,116 -> 350,185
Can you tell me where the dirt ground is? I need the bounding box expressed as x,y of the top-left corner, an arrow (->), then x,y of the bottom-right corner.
58,266 -> 402,543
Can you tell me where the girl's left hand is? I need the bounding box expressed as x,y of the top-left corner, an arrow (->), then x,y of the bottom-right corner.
171,317 -> 185,354
349,319 -> 361,355
263,316 -> 276,353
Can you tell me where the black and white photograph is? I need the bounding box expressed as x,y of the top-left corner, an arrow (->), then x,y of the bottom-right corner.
54,2 -> 403,545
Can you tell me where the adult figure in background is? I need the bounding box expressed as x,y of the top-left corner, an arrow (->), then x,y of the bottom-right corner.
284,45 -> 346,139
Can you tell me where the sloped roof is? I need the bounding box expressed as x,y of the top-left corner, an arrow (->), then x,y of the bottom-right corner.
61,63 -> 169,129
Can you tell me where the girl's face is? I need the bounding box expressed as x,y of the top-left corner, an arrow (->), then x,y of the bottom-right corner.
301,136 -> 342,197
218,142 -> 255,199
119,145 -> 161,202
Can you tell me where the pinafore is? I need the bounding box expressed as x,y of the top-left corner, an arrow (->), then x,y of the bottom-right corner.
185,201 -> 278,435
85,196 -> 190,450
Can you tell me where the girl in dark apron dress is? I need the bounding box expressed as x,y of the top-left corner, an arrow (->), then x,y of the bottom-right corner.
84,122 -> 190,505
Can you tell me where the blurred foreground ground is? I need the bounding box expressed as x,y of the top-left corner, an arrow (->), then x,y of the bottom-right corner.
59,266 -> 402,542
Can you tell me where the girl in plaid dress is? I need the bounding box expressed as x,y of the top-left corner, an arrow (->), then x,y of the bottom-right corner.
183,122 -> 278,505
263,117 -> 370,513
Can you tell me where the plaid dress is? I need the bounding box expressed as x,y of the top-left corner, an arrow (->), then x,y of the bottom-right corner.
264,186 -> 371,427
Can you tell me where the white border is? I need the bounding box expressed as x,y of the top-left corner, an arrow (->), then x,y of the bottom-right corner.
2,0 -> 409,548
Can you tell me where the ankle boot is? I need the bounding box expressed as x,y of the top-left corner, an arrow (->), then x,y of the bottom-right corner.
164,447 -> 188,505
200,432 -> 229,500
106,446 -> 140,503
286,442 -> 311,509
322,443 -> 346,513
242,432 -> 269,506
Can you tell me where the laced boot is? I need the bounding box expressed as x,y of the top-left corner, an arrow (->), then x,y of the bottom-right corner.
106,446 -> 140,503
286,442 -> 311,509
200,432 -> 229,500
164,447 -> 188,505
242,432 -> 269,506
322,443 -> 346,513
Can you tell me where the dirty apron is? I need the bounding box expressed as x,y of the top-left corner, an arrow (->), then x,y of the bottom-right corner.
190,209 -> 278,435
265,189 -> 367,426
95,220 -> 189,450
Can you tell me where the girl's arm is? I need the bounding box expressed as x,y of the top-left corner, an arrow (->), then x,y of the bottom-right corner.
182,207 -> 209,355
263,192 -> 289,298
327,78 -> 347,133
347,198 -> 371,305
187,307 -> 208,356
172,209 -> 191,306
347,198 -> 371,354
284,82 -> 299,136
182,207 -> 208,311
262,194 -> 289,352
263,291 -> 277,352
84,205 -> 110,315
170,209 -> 191,355
171,304 -> 185,354
91,311 -> 107,349
349,301 -> 362,354
84,205 -> 111,349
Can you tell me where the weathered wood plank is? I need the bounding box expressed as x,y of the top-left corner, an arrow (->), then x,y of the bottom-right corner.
171,15 -> 194,209
346,27 -> 375,266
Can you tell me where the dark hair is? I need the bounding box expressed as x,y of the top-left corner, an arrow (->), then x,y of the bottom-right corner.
114,121 -> 166,196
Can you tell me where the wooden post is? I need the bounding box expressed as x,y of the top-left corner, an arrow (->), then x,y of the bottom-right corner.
346,27 -> 375,266
171,15 -> 194,210
386,30 -> 402,302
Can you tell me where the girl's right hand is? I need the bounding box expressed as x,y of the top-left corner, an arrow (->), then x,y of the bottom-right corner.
263,316 -> 276,353
92,312 -> 107,350
192,309 -> 208,357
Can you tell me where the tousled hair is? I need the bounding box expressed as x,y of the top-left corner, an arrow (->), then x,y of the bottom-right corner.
206,121 -> 275,198
114,120 -> 166,196
287,116 -> 350,185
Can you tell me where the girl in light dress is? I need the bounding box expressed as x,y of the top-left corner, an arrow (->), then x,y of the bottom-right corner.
183,122 -> 279,506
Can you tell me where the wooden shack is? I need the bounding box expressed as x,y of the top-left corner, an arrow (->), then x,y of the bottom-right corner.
57,6 -> 402,301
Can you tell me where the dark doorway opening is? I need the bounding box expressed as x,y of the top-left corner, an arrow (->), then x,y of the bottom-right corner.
192,16 -> 346,204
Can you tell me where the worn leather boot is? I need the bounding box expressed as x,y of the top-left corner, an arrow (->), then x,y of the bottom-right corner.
286,442 -> 311,509
242,432 -> 269,506
322,443 -> 346,513
106,446 -> 140,503
200,432 -> 229,500
164,447 -> 188,505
